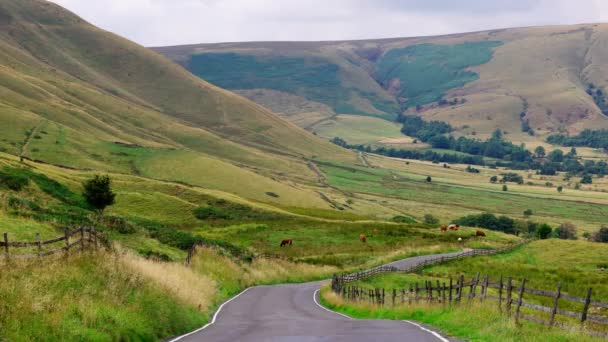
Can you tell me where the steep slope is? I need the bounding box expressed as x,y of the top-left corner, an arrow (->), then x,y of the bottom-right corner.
0,0 -> 354,206
155,23 -> 608,146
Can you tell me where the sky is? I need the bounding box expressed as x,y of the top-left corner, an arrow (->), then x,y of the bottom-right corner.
49,0 -> 608,47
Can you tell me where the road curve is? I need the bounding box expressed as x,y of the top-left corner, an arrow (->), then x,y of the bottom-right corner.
171,251 -> 467,342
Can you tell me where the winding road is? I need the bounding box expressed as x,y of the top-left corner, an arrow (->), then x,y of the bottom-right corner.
171,251 -> 468,342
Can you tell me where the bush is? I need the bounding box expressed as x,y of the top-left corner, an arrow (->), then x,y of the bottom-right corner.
265,192 -> 280,198
489,175 -> 498,183
592,227 -> 608,243
426,176 -> 432,183
454,213 -> 516,234
502,185 -> 508,191
0,169 -> 29,191
193,206 -> 231,220
82,175 -> 116,213
501,173 -> 523,184
581,174 -> 592,184
537,224 -> 553,239
392,215 -> 417,224
555,222 -> 577,240
423,214 -> 439,225
523,209 -> 533,217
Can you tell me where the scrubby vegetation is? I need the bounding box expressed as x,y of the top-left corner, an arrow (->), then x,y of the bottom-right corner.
375,41 -> 502,108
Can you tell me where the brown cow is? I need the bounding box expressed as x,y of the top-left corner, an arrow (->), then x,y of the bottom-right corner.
440,225 -> 448,232
448,224 -> 459,231
360,234 -> 367,243
475,230 -> 486,237
280,239 -> 293,247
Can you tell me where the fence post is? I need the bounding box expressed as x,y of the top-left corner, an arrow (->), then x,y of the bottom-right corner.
3,233 -> 8,260
64,228 -> 70,256
549,282 -> 562,327
436,280 -> 441,302
469,273 -> 479,301
457,274 -> 464,302
401,288 -> 405,304
506,277 -> 513,316
449,277 -> 453,302
392,289 -> 396,306
498,275 -> 504,312
581,288 -> 593,327
515,279 -> 526,324
36,232 -> 42,258
415,283 -> 419,303
442,282 -> 447,304
481,275 -> 488,302
80,226 -> 85,251
91,226 -> 97,249
427,281 -> 432,302
382,288 -> 385,305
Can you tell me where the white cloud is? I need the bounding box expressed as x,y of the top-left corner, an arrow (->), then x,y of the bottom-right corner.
49,0 -> 608,46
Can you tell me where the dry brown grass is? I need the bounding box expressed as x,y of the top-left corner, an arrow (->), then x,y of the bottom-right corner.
119,248 -> 216,311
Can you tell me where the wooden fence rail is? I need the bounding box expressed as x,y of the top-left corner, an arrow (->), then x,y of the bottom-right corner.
0,227 -> 105,260
331,238 -> 607,338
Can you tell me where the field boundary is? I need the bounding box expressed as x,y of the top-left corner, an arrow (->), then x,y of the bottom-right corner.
1,226 -> 106,260
331,239 -> 608,338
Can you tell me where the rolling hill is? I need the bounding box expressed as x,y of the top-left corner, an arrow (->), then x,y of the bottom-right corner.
0,0 -> 356,207
154,23 -> 608,147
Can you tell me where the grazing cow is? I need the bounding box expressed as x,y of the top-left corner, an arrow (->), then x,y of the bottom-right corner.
475,230 -> 486,237
360,234 -> 367,243
280,239 -> 293,247
440,225 -> 448,232
448,224 -> 459,231
373,228 -> 379,233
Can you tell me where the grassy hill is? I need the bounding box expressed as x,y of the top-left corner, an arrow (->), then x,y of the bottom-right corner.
154,23 -> 608,147
0,0 -> 356,208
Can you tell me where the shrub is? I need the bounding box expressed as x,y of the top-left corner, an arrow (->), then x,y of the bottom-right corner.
265,192 -> 279,198
523,209 -> 533,217
82,175 -> 116,213
555,222 -> 577,240
392,216 -> 417,224
489,175 -> 498,183
557,186 -> 563,193
454,213 -> 516,234
537,224 -> 553,239
0,168 -> 29,191
423,214 -> 439,225
426,176 -> 432,183
581,174 -> 592,184
193,206 -> 230,220
592,227 -> 608,243
501,173 -> 523,184
502,185 -> 508,191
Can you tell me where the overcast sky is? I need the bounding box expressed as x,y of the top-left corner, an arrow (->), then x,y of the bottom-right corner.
49,0 -> 608,47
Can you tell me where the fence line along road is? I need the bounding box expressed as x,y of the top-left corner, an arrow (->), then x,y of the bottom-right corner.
331,239 -> 607,338
1,226 -> 106,260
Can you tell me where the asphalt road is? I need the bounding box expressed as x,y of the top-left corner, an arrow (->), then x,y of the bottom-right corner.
172,251 -> 467,342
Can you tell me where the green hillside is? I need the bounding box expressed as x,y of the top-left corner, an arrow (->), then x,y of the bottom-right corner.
155,24 -> 608,147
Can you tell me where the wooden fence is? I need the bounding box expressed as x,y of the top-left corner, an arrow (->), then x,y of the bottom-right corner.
332,273 -> 608,338
331,240 -> 607,337
0,227 -> 105,260
339,239 -> 531,283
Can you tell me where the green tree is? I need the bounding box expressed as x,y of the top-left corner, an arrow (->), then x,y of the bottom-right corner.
581,174 -> 593,184
502,184 -> 508,191
537,224 -> 553,239
557,186 -> 563,193
555,222 -> 577,240
593,227 -> 608,243
523,209 -> 533,217
490,175 -> 498,183
82,175 -> 115,214
424,214 -> 439,225
548,149 -> 564,163
534,146 -> 546,158
426,176 -> 432,183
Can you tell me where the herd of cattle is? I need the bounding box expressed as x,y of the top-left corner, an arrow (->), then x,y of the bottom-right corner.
279,224 -> 486,247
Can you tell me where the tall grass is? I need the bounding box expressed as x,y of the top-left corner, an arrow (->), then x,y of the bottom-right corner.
320,285 -> 602,342
0,252 -> 207,341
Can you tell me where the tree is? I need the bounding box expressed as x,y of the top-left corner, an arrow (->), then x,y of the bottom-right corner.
534,146 -> 546,158
548,149 -> 564,163
490,175 -> 498,183
557,186 -> 563,193
426,176 -> 432,183
592,227 -> 608,243
82,175 -> 115,214
424,214 -> 439,225
581,174 -> 593,184
523,209 -> 533,217
537,224 -> 553,239
502,184 -> 508,191
555,222 -> 577,240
